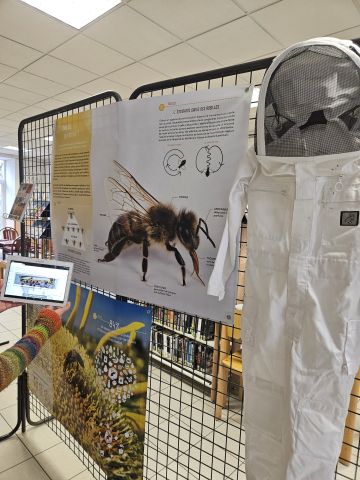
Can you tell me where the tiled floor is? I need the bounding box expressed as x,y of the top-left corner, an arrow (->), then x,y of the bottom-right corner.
0,307 -> 359,479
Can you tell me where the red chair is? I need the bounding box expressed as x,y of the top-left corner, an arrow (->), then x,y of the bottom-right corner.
0,227 -> 18,240
2,236 -> 35,259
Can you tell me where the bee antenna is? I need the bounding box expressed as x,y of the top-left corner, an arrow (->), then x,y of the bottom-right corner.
197,218 -> 216,248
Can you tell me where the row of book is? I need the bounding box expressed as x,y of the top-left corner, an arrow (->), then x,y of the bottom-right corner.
153,307 -> 215,341
151,327 -> 213,375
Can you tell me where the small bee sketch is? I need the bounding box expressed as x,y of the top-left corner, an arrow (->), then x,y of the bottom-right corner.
98,161 -> 215,286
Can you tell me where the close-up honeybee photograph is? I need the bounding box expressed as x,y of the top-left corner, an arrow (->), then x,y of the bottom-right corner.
98,160 -> 216,288
52,88 -> 248,322
27,285 -> 152,480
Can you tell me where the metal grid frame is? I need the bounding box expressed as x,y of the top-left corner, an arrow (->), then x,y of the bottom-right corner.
18,92 -> 121,480
12,50 -> 360,480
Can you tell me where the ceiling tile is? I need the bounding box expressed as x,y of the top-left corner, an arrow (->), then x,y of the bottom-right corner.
79,77 -> 133,99
0,124 -> 14,135
4,105 -> 44,123
54,89 -> 93,105
0,84 -> 46,105
129,0 -> 244,39
0,0 -> 76,52
251,49 -> 281,61
332,25 -> 360,41
0,108 -> 13,118
5,71 -> 68,96
84,5 -> 179,60
189,16 -> 282,65
25,56 -> 98,88
0,118 -> 20,129
79,77 -> 124,94
233,0 -> 279,12
35,98 -> 67,112
252,0 -> 360,46
51,35 -> 133,76
142,44 -> 221,78
0,36 -> 42,69
0,133 -> 18,143
106,63 -> 168,89
0,64 -> 17,82
0,97 -> 28,112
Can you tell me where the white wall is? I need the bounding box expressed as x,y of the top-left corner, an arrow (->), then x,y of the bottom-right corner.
1,155 -> 18,229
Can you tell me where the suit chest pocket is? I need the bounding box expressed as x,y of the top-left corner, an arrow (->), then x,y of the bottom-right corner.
247,184 -> 290,243
320,180 -> 360,253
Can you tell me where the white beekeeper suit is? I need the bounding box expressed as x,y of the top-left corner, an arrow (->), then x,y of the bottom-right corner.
208,37 -> 360,479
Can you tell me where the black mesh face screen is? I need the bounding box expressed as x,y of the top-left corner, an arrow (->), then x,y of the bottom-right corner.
264,44 -> 360,156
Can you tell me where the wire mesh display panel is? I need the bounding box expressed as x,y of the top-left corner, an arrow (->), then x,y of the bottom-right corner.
17,55 -> 360,480
128,61 -> 266,480
130,60 -> 360,480
19,92 -> 121,480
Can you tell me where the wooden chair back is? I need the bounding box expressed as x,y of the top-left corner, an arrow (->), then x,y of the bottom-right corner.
4,236 -> 34,256
10,236 -> 22,254
1,227 -> 18,240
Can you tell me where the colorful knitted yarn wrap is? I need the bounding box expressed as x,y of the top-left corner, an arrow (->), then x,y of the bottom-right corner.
0,308 -> 61,392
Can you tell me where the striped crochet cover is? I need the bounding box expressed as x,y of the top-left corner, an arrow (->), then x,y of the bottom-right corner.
0,309 -> 61,392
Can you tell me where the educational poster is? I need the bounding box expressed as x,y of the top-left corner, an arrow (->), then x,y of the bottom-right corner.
52,86 -> 252,324
28,284 -> 152,479
52,111 -> 92,253
8,182 -> 33,221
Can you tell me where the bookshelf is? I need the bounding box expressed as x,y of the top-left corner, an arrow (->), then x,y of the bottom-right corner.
153,322 -> 215,348
150,353 -> 213,385
151,307 -> 215,386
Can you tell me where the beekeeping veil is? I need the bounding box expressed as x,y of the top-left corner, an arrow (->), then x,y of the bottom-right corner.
256,38 -> 360,157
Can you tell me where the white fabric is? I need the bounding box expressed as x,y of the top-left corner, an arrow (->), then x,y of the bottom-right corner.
208,38 -> 360,479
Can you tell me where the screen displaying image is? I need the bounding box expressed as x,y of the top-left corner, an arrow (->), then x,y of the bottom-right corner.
4,261 -> 71,304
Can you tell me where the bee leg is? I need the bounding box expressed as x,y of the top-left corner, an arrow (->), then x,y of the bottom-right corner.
142,239 -> 149,281
166,242 -> 186,286
98,237 -> 129,262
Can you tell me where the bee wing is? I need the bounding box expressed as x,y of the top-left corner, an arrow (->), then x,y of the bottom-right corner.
105,161 -> 159,222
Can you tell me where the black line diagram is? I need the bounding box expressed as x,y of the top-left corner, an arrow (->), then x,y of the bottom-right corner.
163,149 -> 186,176
99,161 -> 216,286
61,210 -> 85,250
196,145 -> 224,177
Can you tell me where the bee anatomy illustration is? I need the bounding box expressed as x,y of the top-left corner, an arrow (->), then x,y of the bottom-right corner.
98,161 -> 216,286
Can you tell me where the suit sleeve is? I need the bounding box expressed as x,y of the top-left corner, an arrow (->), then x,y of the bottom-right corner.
207,148 -> 257,301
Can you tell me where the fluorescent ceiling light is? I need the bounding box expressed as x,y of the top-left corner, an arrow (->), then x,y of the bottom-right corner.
20,0 -> 122,29
2,146 -> 31,154
3,146 -> 18,151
